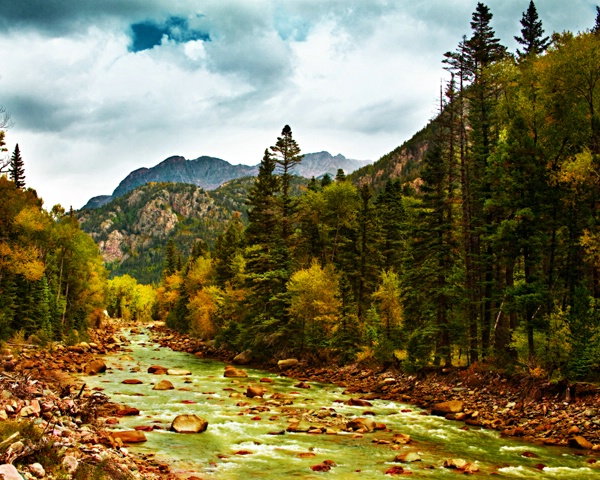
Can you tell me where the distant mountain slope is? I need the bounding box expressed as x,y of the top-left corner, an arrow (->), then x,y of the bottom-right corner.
79,177 -> 308,284
348,122 -> 435,193
83,152 -> 369,209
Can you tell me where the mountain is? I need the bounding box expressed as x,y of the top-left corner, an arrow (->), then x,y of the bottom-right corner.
83,152 -> 370,209
348,122 -> 434,193
78,177 -> 308,284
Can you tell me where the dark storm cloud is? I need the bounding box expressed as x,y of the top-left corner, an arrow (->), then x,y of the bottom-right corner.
0,0 -> 161,34
5,94 -> 82,133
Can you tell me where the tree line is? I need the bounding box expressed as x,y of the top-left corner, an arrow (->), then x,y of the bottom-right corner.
147,2 -> 600,381
0,119 -> 107,343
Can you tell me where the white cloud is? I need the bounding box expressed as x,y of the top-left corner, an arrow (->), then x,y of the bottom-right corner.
0,0 -> 596,208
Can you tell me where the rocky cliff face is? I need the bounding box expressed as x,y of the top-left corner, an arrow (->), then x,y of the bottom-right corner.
78,178 -> 257,283
83,152 -> 369,210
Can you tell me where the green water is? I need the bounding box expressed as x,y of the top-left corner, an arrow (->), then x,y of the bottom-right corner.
84,331 -> 600,478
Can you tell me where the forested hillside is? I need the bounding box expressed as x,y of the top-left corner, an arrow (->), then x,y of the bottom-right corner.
0,178 -> 106,342
141,5 -> 600,381
78,177 -> 308,284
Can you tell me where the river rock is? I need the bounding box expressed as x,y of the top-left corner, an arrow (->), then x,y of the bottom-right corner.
432,400 -> 463,416
110,430 -> 147,443
167,369 -> 191,376
233,350 -> 253,365
148,365 -> 169,374
395,451 -> 421,463
116,406 -> 140,416
224,366 -> 248,378
278,358 -> 299,370
385,466 -> 407,475
246,385 -> 266,398
570,435 -> 594,450
0,464 -> 23,480
393,433 -> 411,444
443,458 -> 468,469
62,455 -> 79,474
171,414 -> 208,433
85,359 -> 107,375
346,417 -> 375,432
122,379 -> 143,384
346,398 -> 373,407
28,463 -> 45,478
153,380 -> 174,390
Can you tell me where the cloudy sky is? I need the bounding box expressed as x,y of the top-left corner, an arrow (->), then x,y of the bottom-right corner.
1,0 -> 596,209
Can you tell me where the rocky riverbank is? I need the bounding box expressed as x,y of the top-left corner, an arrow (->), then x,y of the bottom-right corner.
0,320 -> 175,480
149,323 -> 600,456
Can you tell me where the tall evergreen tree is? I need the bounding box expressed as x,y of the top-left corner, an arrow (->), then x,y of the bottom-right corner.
9,144 -> 25,189
163,239 -> 180,277
243,149 -> 292,354
514,1 -> 550,58
271,125 -> 303,243
594,6 -> 600,34
375,179 -> 406,273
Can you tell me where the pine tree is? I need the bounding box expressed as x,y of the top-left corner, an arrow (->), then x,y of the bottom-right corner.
163,239 -> 179,277
214,213 -> 244,287
9,144 -> 25,189
321,173 -> 333,189
375,179 -> 406,273
271,125 -> 303,243
243,149 -> 292,354
514,1 -> 550,58
594,6 -> 600,34
335,169 -> 346,182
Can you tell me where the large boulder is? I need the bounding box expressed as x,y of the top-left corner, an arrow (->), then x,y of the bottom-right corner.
233,350 -> 253,365
85,359 -> 107,375
170,414 -> 208,433
153,380 -> 174,390
110,430 -> 147,443
224,365 -> 248,378
431,400 -> 464,416
277,358 -> 298,370
0,464 -> 23,480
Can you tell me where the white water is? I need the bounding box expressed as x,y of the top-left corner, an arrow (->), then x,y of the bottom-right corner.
84,330 -> 600,478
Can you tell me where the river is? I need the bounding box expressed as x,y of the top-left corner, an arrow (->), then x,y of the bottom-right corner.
84,329 -> 600,478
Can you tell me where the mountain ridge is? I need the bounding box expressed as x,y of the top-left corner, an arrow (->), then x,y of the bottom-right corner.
83,151 -> 370,209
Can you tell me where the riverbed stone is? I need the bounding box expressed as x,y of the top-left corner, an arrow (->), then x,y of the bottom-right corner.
167,369 -> 191,376
443,458 -> 468,469
28,463 -> 45,478
233,350 -> 253,365
116,406 -> 140,416
110,430 -> 147,443
148,365 -> 169,374
395,451 -> 421,463
431,400 -> 463,416
170,414 -> 208,433
153,379 -> 174,390
246,385 -> 266,398
122,379 -> 143,384
570,435 -> 594,450
224,366 -> 248,378
277,358 -> 299,370
85,359 -> 107,375
0,464 -> 23,480
346,417 -> 376,432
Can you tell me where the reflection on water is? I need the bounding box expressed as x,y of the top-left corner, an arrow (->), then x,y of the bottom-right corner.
85,331 -> 600,479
